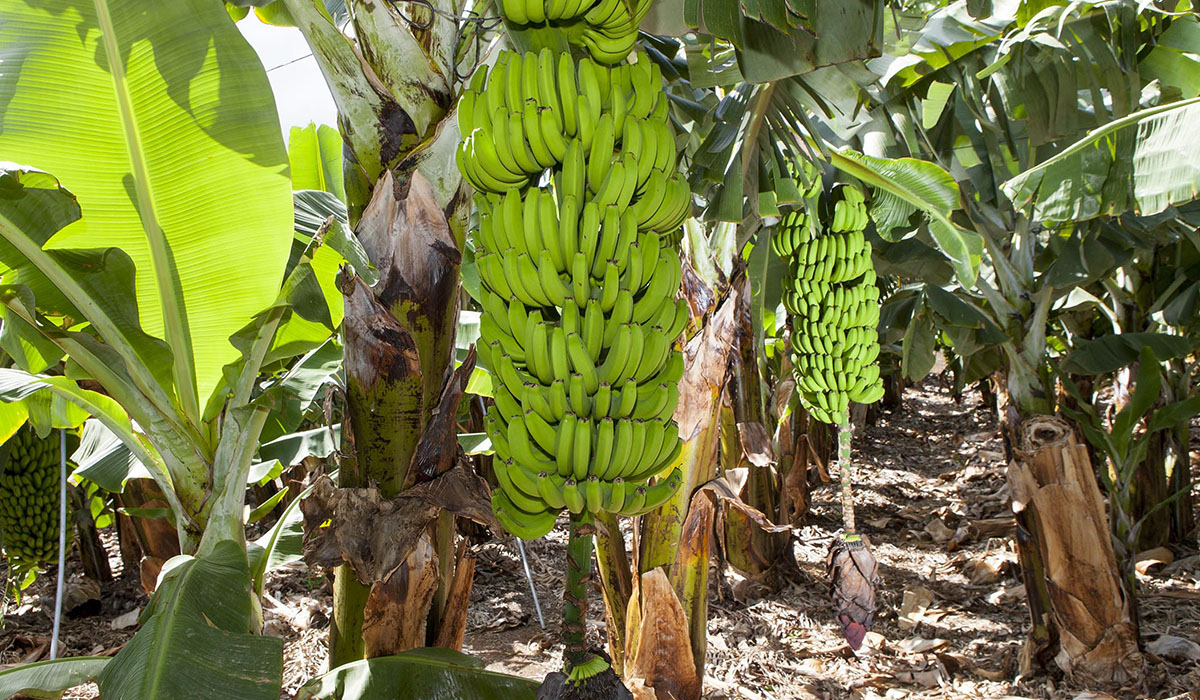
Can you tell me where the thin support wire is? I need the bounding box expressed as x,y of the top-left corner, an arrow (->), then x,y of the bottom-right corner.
516,538 -> 545,629
50,429 -> 67,660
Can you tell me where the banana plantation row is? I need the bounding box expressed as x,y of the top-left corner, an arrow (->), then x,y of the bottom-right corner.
0,0 -> 1196,698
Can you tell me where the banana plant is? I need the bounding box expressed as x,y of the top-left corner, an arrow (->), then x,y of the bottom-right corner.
1060,346 -> 1200,629
0,1 -> 358,695
858,0 -> 1200,684
237,0 -> 489,664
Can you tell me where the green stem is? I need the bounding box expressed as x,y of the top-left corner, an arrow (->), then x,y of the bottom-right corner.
563,511 -> 596,671
330,566 -> 368,665
837,418 -> 855,536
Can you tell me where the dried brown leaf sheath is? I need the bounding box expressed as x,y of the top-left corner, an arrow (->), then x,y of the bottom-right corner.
827,536 -> 881,650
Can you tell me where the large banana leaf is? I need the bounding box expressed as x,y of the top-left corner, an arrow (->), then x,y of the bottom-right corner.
295,649 -> 538,699
0,0 -> 293,422
830,150 -> 983,285
1003,96 -> 1200,224
96,540 -> 283,699
0,657 -> 110,699
681,0 -> 883,83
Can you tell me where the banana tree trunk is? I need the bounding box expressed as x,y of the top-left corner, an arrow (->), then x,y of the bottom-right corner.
722,272 -> 785,581
279,0 -> 472,665
333,168 -> 463,663
1165,359 -> 1195,542
593,511 -> 633,675
623,294 -> 736,699
997,368 -> 1144,686
1111,351 -> 1171,552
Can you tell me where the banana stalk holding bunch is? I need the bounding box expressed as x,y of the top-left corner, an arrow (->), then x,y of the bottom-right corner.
778,183 -> 884,424
772,177 -> 884,650
458,46 -> 691,541
0,424 -> 65,577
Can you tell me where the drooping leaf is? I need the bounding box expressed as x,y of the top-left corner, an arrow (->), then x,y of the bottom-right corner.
0,0 -> 294,419
96,540 -> 283,699
0,368 -> 170,490
1139,14 -> 1200,98
1003,97 -> 1200,223
0,166 -> 174,408
0,304 -> 63,374
1061,332 -> 1195,375
901,309 -> 937,382
830,150 -> 982,285
0,656 -> 111,699
294,649 -> 539,700
71,418 -> 152,492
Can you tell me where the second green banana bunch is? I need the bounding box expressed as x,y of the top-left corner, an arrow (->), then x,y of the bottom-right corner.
775,179 -> 884,425
458,40 -> 690,541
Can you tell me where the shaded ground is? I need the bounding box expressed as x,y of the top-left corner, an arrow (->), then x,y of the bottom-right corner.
3,378 -> 1198,699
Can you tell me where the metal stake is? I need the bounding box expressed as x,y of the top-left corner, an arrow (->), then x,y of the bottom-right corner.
516,538 -> 545,629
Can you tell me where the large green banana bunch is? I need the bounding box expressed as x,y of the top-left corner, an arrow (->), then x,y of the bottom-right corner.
778,182 -> 884,424
497,0 -> 652,65
457,44 -> 691,540
0,425 -> 64,574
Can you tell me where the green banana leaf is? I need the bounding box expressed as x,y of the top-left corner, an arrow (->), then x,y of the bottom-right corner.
0,656 -> 111,699
1003,96 -> 1200,224
248,478 -> 319,594
289,124 -> 347,202
96,540 -> 283,699
829,150 -> 983,286
1061,332 -> 1197,375
295,649 -> 539,700
0,0 -> 294,423
70,418 -> 153,492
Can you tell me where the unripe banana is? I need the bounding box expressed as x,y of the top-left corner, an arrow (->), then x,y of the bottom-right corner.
461,31 -> 690,527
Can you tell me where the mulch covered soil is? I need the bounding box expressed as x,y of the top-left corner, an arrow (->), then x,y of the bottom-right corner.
3,378 -> 1198,699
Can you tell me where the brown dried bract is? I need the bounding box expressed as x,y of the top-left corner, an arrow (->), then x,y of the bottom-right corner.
827,535 -> 881,651
299,458 -> 497,585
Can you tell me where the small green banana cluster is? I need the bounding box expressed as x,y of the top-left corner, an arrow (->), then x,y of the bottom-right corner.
497,0 -> 652,65
770,174 -> 823,259
776,183 -> 884,424
458,42 -> 690,540
0,425 -> 64,574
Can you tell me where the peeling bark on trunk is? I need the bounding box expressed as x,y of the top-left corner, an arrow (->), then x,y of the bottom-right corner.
669,492 -> 715,681
432,539 -> 475,650
333,169 -> 464,662
628,290 -> 734,697
625,569 -> 701,700
994,370 -> 1058,673
1006,414 -> 1144,687
722,273 -> 786,582
637,298 -> 733,572
362,535 -> 440,656
775,382 -> 810,525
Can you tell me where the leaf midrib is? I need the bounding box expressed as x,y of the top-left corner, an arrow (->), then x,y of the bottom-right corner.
91,0 -> 200,423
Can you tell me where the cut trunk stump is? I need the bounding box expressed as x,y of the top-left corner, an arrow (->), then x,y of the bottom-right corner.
1006,415 -> 1144,687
